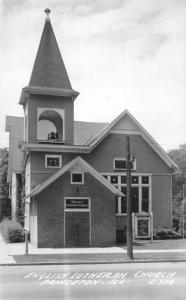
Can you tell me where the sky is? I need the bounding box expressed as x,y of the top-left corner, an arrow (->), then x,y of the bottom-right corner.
0,0 -> 186,151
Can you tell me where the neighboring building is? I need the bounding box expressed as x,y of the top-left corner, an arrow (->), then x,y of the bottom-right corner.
5,116 -> 24,220
6,11 -> 178,247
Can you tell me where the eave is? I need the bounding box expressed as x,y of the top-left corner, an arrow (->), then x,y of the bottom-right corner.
22,143 -> 90,153
19,85 -> 79,105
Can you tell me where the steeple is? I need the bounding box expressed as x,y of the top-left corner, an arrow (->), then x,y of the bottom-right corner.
19,9 -> 79,105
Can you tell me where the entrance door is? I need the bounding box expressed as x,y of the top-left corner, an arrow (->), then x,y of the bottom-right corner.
65,212 -> 90,247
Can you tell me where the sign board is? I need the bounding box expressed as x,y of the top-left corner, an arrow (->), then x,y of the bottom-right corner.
65,198 -> 89,210
133,212 -> 153,240
137,218 -> 150,238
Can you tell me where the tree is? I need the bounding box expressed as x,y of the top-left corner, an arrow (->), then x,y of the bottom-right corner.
15,171 -> 25,226
0,148 -> 11,220
168,144 -> 186,227
168,144 -> 186,195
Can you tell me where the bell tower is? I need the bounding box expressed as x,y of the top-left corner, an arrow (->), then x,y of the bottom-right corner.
19,9 -> 79,145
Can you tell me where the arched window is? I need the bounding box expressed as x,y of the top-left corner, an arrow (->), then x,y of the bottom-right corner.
37,108 -> 65,142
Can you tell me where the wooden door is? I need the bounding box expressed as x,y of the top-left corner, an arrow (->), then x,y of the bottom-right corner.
65,212 -> 90,247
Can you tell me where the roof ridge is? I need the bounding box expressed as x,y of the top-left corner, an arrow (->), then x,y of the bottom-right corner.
74,120 -> 108,124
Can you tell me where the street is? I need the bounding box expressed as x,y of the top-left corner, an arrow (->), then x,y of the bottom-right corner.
0,262 -> 186,300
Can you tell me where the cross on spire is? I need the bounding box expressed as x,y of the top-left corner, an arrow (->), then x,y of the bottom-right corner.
44,8 -> 51,21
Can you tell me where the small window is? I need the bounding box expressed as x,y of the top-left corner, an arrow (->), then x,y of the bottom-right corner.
114,159 -> 126,170
115,197 -> 118,213
114,158 -> 136,170
71,172 -> 84,184
142,187 -> 149,212
131,187 -> 139,213
121,175 -> 126,184
45,155 -> 62,168
121,186 -> 127,213
142,176 -> 149,184
110,175 -> 118,184
132,176 -> 139,184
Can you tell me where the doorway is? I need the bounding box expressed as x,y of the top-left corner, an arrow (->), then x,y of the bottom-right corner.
65,212 -> 90,247
64,197 -> 91,247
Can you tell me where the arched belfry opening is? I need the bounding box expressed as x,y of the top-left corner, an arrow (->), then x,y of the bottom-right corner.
37,108 -> 65,143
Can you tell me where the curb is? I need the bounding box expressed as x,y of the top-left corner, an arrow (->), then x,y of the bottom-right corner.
1,259 -> 186,266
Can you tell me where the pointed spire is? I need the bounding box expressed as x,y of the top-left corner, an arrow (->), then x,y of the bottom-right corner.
29,9 -> 72,90
19,10 -> 79,105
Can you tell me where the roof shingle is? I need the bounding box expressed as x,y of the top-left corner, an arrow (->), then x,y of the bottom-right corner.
29,18 -> 72,90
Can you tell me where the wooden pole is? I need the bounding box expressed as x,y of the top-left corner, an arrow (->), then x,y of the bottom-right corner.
126,136 -> 133,259
183,184 -> 185,239
25,231 -> 28,255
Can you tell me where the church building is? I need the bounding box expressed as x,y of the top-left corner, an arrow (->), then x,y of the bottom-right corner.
6,10 -> 178,248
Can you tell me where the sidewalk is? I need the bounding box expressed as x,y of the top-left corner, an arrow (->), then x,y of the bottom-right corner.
1,232 -> 186,265
0,233 -> 16,264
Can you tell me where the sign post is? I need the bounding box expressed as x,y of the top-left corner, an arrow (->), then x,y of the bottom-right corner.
24,196 -> 31,255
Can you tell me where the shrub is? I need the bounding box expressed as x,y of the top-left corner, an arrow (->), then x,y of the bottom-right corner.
153,227 -> 182,240
0,218 -> 24,243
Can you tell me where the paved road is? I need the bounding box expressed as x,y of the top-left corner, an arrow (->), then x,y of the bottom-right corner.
0,262 -> 186,300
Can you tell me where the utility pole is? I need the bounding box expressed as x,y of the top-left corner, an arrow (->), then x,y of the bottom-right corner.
25,230 -> 29,254
183,183 -> 186,239
126,136 -> 133,259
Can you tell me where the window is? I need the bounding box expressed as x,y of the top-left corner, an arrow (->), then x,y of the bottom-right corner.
114,159 -> 127,170
120,187 -> 139,214
121,175 -> 126,184
71,172 -> 84,184
142,176 -> 149,184
132,176 -> 139,184
45,155 -> 62,168
110,175 -> 118,184
142,187 -> 149,212
102,173 -> 151,215
131,187 -> 139,213
113,158 -> 136,171
121,186 -> 127,213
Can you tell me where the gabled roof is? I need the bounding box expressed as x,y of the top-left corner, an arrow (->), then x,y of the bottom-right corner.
30,156 -> 123,197
86,109 -> 179,171
74,121 -> 108,145
10,110 -> 178,173
19,16 -> 79,105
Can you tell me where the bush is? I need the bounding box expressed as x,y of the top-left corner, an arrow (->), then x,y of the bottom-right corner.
0,218 -> 24,243
153,227 -> 182,240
